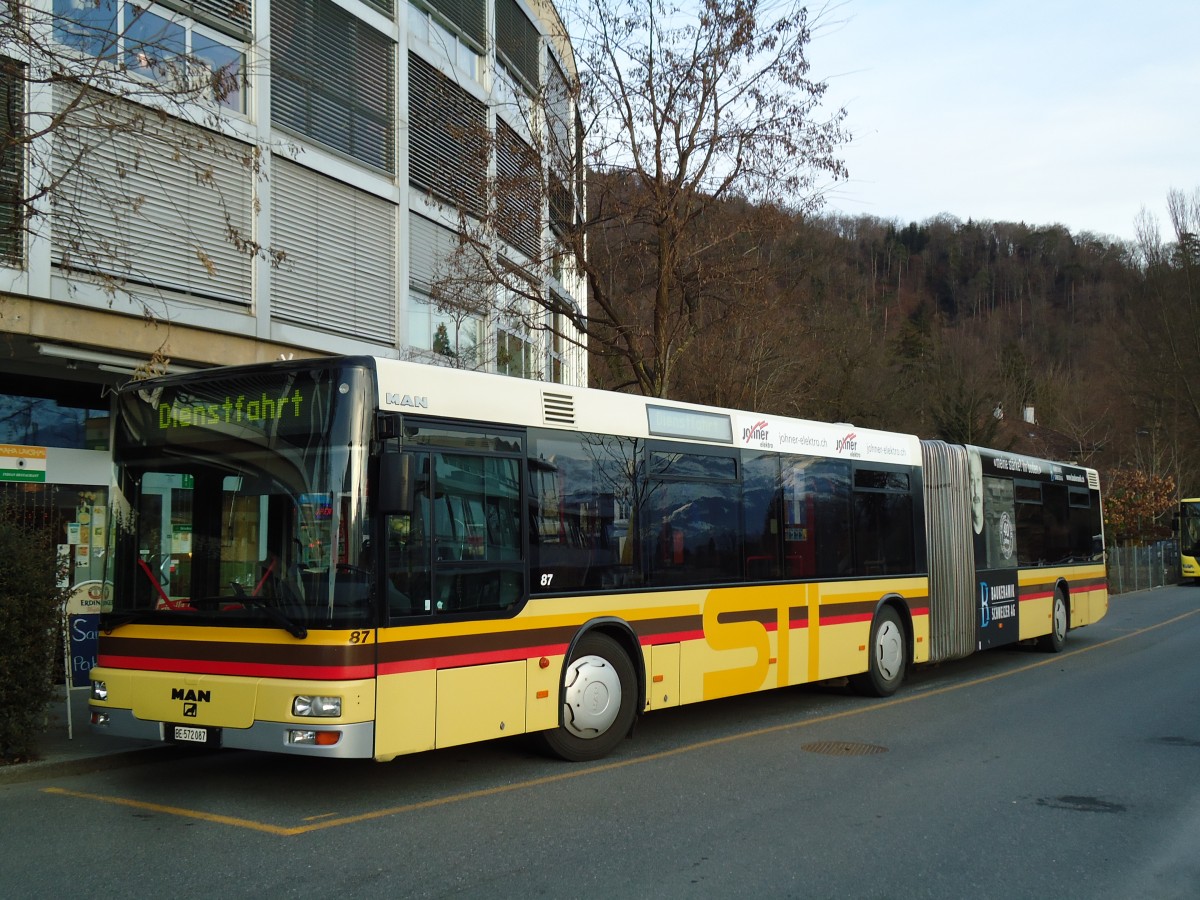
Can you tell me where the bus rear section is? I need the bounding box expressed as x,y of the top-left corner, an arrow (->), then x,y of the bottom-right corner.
921,440 -> 1107,663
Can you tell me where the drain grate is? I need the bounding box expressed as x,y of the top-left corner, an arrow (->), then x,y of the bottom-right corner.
801,741 -> 888,757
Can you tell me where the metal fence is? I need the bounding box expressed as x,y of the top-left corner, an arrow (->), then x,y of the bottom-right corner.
1106,541 -> 1181,595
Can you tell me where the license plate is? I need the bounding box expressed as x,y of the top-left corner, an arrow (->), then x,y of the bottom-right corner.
171,725 -> 210,744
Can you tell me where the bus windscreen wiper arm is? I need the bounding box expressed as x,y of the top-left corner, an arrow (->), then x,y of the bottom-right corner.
240,599 -> 308,639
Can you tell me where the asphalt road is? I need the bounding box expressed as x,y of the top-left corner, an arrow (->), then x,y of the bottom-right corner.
5,586 -> 1199,899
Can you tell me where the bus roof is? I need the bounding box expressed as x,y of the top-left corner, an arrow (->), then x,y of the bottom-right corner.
374,357 -> 924,466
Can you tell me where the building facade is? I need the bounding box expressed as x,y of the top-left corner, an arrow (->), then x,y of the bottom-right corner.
0,0 -> 586,606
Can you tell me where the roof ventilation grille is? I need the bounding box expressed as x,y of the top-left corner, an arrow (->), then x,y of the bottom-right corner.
542,392 -> 575,426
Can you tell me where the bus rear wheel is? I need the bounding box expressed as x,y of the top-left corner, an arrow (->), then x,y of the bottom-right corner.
851,606 -> 907,697
1038,588 -> 1068,653
539,632 -> 636,762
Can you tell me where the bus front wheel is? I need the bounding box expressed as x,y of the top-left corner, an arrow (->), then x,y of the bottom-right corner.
1038,589 -> 1068,653
539,632 -> 636,762
851,606 -> 907,697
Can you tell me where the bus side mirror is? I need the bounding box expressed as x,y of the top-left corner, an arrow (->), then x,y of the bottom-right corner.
379,453 -> 415,515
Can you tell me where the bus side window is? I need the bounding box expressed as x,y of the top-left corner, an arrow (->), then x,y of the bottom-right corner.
430,452 -> 523,613
384,452 -> 432,618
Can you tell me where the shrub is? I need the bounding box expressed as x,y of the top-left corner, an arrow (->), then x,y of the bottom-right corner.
0,501 -> 69,763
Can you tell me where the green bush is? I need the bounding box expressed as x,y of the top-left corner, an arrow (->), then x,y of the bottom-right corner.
0,503 -> 69,763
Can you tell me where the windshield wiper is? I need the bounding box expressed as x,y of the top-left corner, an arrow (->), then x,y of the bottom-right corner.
237,598 -> 309,640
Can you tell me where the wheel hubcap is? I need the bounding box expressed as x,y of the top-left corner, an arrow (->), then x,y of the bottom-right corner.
562,655 -> 622,738
876,620 -> 903,681
1054,597 -> 1067,640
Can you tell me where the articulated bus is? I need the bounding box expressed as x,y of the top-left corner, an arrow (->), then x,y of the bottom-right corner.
89,357 -> 1108,761
1178,499 -> 1200,581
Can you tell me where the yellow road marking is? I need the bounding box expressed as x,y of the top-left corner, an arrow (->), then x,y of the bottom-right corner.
41,787 -> 299,835
43,605 -> 1200,836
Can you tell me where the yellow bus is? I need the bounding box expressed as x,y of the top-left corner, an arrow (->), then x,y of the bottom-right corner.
1178,498 -> 1200,581
90,357 -> 1108,761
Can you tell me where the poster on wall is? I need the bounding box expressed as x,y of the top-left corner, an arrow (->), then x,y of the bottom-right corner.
0,444 -> 47,482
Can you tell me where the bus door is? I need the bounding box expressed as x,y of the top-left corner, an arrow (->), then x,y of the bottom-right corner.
379,435 -> 525,621
376,427 -> 527,754
974,474 -> 1019,649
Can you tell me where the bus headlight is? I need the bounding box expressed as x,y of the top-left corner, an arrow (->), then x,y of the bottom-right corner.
293,695 -> 341,717
91,680 -> 108,701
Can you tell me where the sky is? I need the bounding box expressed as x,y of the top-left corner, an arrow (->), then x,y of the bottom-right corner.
810,1 -> 1200,243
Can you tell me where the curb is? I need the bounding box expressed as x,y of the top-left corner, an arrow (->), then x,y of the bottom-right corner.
0,745 -> 180,787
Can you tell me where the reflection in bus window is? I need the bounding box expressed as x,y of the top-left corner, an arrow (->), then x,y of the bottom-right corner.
528,430 -> 640,592
784,457 -> 852,578
851,468 -> 917,576
384,447 -> 523,619
642,475 -> 741,586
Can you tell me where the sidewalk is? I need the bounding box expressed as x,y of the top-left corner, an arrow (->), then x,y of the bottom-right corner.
0,684 -> 171,786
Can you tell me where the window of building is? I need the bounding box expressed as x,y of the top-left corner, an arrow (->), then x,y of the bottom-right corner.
0,382 -> 110,451
124,5 -> 184,79
52,88 -> 254,302
408,52 -> 486,212
496,279 -> 538,379
408,212 -> 484,363
272,0 -> 396,172
495,120 -> 541,260
271,157 -> 398,343
495,0 -> 539,91
546,309 -> 570,384
0,61 -> 23,264
52,0 -> 247,112
497,327 -> 535,379
407,297 -> 483,367
408,3 -> 479,80
53,0 -> 119,58
412,0 -> 485,50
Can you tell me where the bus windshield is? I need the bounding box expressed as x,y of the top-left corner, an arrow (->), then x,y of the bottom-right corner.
1180,502 -> 1200,560
102,363 -> 375,632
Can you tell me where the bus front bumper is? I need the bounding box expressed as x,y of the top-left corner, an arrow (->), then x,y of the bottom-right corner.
89,706 -> 376,758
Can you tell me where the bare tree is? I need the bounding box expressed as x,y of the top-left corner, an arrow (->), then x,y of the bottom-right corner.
438,0 -> 848,395
1124,188 -> 1200,489
572,0 -> 848,396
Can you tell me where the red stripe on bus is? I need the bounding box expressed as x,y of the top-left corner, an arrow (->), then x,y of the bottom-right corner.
97,654 -> 374,681
378,643 -> 572,676
817,613 -> 874,626
640,630 -> 704,646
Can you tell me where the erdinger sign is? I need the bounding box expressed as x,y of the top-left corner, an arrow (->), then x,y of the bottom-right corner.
65,580 -> 111,689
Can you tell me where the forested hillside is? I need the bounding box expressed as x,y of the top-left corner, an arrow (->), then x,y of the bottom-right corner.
586,176 -> 1200,539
